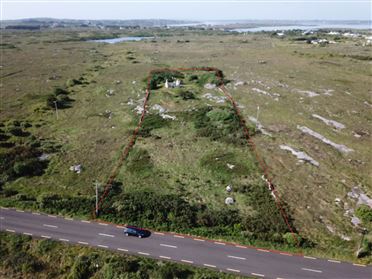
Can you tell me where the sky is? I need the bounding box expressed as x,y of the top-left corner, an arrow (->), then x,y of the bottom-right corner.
1,0 -> 371,21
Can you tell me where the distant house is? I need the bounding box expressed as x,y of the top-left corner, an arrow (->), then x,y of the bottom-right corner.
165,79 -> 181,88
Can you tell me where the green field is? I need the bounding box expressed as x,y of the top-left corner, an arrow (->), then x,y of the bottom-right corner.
1,27 -> 371,275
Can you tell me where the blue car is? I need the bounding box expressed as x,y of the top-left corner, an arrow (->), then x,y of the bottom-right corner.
123,226 -> 150,238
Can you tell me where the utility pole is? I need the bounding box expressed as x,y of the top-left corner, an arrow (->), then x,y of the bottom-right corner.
256,105 -> 260,129
94,180 -> 100,217
53,101 -> 59,120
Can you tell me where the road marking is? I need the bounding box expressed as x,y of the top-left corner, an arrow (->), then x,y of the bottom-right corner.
23,232 -> 33,236
32,212 -> 40,215
43,224 -> 58,228
181,259 -> 194,264
59,238 -> 69,242
6,229 -> 15,232
98,233 -> 115,238
98,245 -> 108,248
235,245 -> 247,249
41,235 -> 51,239
353,263 -> 366,267
117,248 -> 128,252
304,256 -> 316,260
193,238 -> 205,242
78,241 -> 89,245
1,207 -> 9,210
203,264 -> 216,268
301,268 -> 322,273
16,209 -> 24,212
227,268 -> 240,273
328,259 -> 341,263
251,273 -> 265,277
65,217 -> 74,221
214,242 -> 226,245
116,225 -> 125,228
81,220 -> 90,223
173,235 -> 184,238
138,252 -> 150,256
98,223 -> 108,226
227,255 -> 246,260
159,256 -> 171,259
154,232 -> 165,235
160,244 -> 177,249
0,217 -> 4,220
47,215 -> 57,218
257,249 -> 269,253
280,252 -> 292,256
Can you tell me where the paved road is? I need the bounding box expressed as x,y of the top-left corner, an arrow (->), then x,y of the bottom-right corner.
1,208 -> 370,279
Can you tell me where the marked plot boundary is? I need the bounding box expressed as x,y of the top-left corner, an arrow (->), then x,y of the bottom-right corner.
94,67 -> 300,246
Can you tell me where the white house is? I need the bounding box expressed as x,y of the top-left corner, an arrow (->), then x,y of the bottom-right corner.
165,79 -> 181,88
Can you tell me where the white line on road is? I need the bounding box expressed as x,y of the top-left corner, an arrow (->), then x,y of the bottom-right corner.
138,252 -> 150,256
235,245 -> 247,249
78,241 -> 89,245
301,268 -> 322,273
328,259 -> 341,263
117,248 -> 128,252
227,255 -> 246,260
98,233 -> 115,238
353,263 -> 367,267
160,244 -> 177,249
81,220 -> 90,223
65,217 -> 74,221
6,229 -> 15,232
98,245 -> 108,248
280,252 -> 292,256
43,224 -> 58,228
251,273 -> 265,277
173,235 -> 184,238
227,268 -> 240,273
59,238 -> 69,242
304,256 -> 316,260
98,223 -> 108,226
41,235 -> 51,239
203,264 -> 216,268
154,232 -> 165,235
47,215 -> 57,218
193,238 -> 205,242
181,260 -> 194,264
116,225 -> 125,228
159,256 -> 171,259
23,232 -> 33,236
214,242 -> 226,245
1,207 -> 9,210
257,249 -> 269,253
32,212 -> 40,215
0,217 -> 4,220
16,210 -> 24,212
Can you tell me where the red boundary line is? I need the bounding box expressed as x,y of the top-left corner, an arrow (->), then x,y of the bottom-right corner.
93,67 -> 300,247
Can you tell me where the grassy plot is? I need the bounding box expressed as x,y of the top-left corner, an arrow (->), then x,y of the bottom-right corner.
99,70 -> 298,247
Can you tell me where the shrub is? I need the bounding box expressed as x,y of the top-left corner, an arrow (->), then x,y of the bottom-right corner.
193,106 -> 246,144
68,254 -> 98,279
126,148 -> 153,176
148,70 -> 184,90
53,87 -> 68,95
138,114 -> 169,137
177,89 -> 196,100
355,205 -> 372,224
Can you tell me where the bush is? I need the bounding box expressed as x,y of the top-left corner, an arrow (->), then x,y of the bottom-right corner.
193,106 -> 246,144
126,148 -> 153,176
138,114 -> 169,137
68,254 -> 98,279
148,70 -> 184,90
355,205 -> 372,224
177,89 -> 196,100
53,87 -> 69,95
